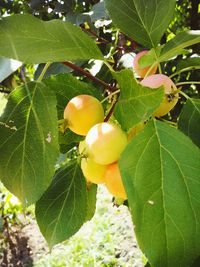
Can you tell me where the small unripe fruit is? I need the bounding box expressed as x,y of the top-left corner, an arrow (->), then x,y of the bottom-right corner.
64,95 -> 104,136
141,74 -> 179,117
133,50 -> 158,78
105,163 -> 127,200
85,122 -> 128,165
81,158 -> 107,184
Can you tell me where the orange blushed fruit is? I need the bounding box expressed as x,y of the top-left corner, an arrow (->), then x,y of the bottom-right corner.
105,162 -> 127,200
141,74 -> 179,117
64,95 -> 104,136
133,50 -> 158,78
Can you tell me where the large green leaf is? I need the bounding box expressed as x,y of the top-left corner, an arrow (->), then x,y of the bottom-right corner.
35,161 -> 87,247
176,57 -> 200,71
178,98 -> 200,148
44,73 -> 103,119
0,82 -> 59,205
0,14 -> 103,63
105,0 -> 176,48
120,120 -> 200,267
160,31 -> 200,62
114,70 -> 164,131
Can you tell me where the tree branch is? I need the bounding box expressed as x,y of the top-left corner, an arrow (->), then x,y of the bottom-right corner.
104,99 -> 118,122
62,61 -> 117,92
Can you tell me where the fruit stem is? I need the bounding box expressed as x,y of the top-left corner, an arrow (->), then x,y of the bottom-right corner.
158,63 -> 162,74
62,61 -> 117,92
159,118 -> 177,126
37,62 -> 51,82
144,48 -> 161,78
101,89 -> 120,104
170,66 -> 200,78
176,81 -> 200,86
179,91 -> 190,99
103,60 -> 115,73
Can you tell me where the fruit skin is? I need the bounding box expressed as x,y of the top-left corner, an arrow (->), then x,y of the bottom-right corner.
133,50 -> 158,78
105,163 -> 127,200
81,158 -> 107,184
64,95 -> 104,136
141,74 -> 179,117
79,140 -> 87,155
85,122 -> 128,165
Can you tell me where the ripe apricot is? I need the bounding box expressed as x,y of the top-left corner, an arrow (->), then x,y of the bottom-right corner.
141,74 -> 179,117
81,158 -> 107,184
85,122 -> 128,165
64,95 -> 104,136
105,163 -> 127,200
133,50 -> 158,78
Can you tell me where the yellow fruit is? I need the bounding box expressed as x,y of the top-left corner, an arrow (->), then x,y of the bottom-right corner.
133,50 -> 158,78
105,163 -> 127,200
79,140 -> 87,155
85,122 -> 128,165
141,74 -> 179,117
64,95 -> 104,136
81,158 -> 107,184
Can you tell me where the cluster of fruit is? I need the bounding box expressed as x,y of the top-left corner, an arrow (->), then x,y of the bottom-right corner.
63,50 -> 179,200
133,50 -> 179,117
64,94 -> 128,199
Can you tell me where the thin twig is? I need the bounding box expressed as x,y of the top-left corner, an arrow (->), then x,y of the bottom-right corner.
176,81 -> 200,86
170,66 -> 200,78
104,99 -> 118,122
62,61 -> 117,92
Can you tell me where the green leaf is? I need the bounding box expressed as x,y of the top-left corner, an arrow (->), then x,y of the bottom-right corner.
178,98 -> 200,148
0,14 -> 103,64
34,62 -> 79,80
0,82 -> 59,205
44,73 -> 103,120
120,120 -> 200,267
85,183 -> 97,222
138,48 -> 161,68
0,57 -> 22,82
160,31 -> 200,62
177,57 -> 200,71
59,130 -> 83,153
114,70 -> 164,131
105,0 -> 176,48
35,161 -> 87,247
59,130 -> 83,146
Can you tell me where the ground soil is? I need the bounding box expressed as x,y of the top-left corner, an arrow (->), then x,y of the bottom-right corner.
0,220 -> 48,267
